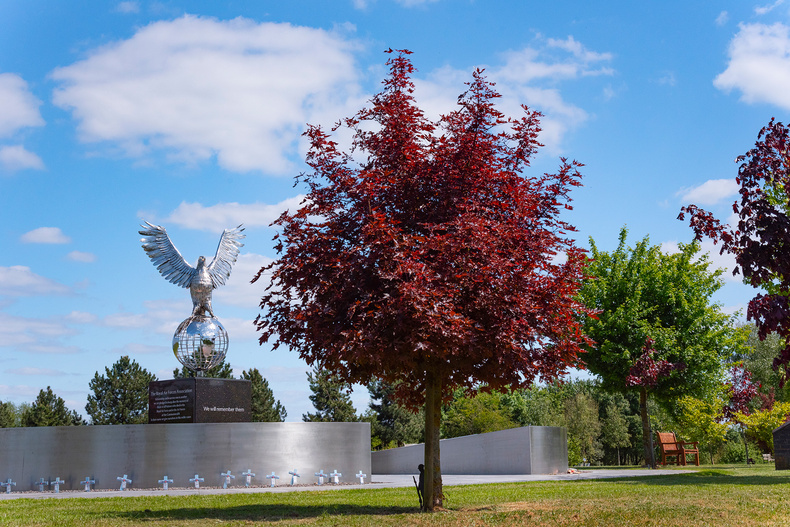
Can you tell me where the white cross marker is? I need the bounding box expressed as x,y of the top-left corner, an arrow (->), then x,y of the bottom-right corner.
242,469 -> 256,487
53,477 -> 65,493
329,470 -> 342,484
266,472 -> 280,487
116,474 -> 132,491
356,471 -> 367,484
37,478 -> 49,492
189,474 -> 204,489
288,469 -> 300,486
221,470 -> 235,489
314,470 -> 327,485
1,479 -> 16,494
158,476 -> 174,490
81,476 -> 95,492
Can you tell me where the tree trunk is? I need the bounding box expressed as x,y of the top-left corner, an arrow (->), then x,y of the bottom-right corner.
639,387 -> 656,468
743,426 -> 750,465
423,367 -> 443,512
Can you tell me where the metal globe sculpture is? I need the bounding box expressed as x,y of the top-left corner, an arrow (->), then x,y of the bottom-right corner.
172,315 -> 229,374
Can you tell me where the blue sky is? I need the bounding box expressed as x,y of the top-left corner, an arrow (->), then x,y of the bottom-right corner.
0,0 -> 786,420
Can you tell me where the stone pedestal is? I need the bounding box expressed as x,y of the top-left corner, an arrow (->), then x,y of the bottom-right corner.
148,378 -> 251,423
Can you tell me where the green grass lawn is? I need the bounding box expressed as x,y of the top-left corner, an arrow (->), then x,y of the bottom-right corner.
2,465 -> 788,526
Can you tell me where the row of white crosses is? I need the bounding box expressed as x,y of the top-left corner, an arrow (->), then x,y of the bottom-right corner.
3,468 -> 368,493
155,468 -> 367,489
11,477 -> 81,494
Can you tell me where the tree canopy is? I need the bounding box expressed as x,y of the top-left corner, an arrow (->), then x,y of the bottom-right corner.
255,50 -> 590,510
86,355 -> 157,425
22,386 -> 85,427
302,365 -> 358,422
680,119 -> 790,379
241,367 -> 287,422
368,379 -> 423,449
578,227 -> 733,465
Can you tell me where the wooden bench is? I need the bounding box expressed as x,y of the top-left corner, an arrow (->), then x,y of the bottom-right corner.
656,432 -> 700,466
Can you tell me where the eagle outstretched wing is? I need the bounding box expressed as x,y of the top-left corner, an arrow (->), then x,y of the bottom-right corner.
207,225 -> 245,288
139,221 -> 196,288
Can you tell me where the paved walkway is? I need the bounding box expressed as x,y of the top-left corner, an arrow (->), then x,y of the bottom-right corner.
0,469 -> 690,500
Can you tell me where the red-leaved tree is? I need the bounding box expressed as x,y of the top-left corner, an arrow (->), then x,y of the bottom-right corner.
625,337 -> 685,467
254,51 -> 591,511
722,363 -> 760,422
722,363 -> 760,464
680,119 -> 790,381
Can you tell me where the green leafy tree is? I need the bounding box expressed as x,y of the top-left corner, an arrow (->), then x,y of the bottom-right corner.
241,368 -> 287,422
85,355 -> 157,425
502,382 -> 568,428
22,387 -> 85,427
173,358 -> 234,379
565,391 -> 603,465
735,327 -> 790,403
302,365 -> 358,422
601,398 -> 631,466
578,227 -> 732,467
368,379 -> 423,449
676,393 -> 728,464
735,402 -> 790,453
441,388 -> 518,439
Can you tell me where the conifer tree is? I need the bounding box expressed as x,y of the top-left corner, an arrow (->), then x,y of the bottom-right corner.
302,365 -> 358,422
172,358 -> 234,379
22,387 -> 85,426
368,378 -> 423,448
86,355 -> 157,424
241,367 -> 287,422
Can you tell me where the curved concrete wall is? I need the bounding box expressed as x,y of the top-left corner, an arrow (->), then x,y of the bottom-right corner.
371,426 -> 567,475
0,422 -> 370,491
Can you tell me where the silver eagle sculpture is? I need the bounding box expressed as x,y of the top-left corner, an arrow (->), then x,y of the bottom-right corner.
139,222 -> 246,318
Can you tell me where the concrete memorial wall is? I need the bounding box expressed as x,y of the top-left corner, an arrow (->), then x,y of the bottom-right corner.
0,422 -> 371,490
372,426 -> 567,475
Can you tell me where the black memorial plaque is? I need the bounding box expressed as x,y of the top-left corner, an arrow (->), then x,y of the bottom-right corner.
149,378 -> 251,423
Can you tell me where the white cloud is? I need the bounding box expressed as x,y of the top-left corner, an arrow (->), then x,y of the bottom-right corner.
716,11 -> 729,26
215,253 -> 274,309
546,36 -> 613,64
396,0 -> 439,6
0,145 -> 44,171
160,196 -> 305,232
677,178 -> 740,206
755,0 -> 785,15
20,226 -> 71,244
64,311 -> 98,324
5,367 -> 66,376
103,299 -> 187,334
657,71 -> 677,87
661,239 -> 740,283
51,15 -> 362,174
112,342 -> 165,355
0,266 -> 71,296
116,1 -> 140,14
0,312 -> 77,348
0,73 -> 44,137
413,36 -> 613,151
715,23 -> 790,110
66,250 -> 96,263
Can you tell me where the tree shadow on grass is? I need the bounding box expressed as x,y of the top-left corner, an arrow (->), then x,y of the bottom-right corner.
111,503 -> 418,523
620,471 -> 790,487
